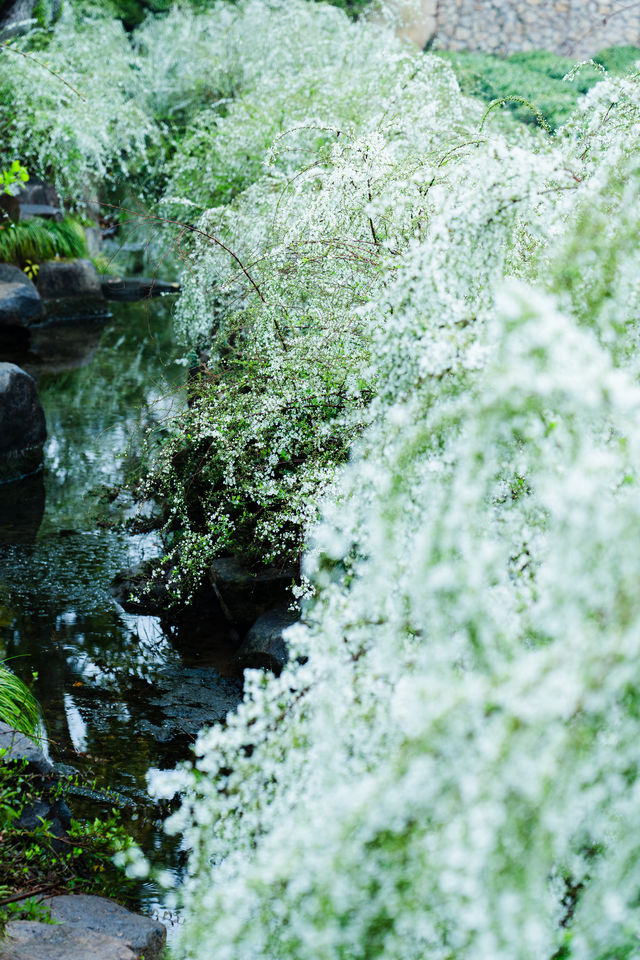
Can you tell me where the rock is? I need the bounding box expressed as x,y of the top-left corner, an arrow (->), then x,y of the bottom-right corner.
0,721 -> 71,836
0,265 -> 45,342
37,259 -> 102,300
101,276 -> 180,302
16,179 -> 63,221
0,721 -> 52,777
17,179 -> 61,210
237,606 -> 298,676
112,557 -> 225,625
0,192 -> 20,222
0,363 -> 46,482
41,895 -> 166,960
16,795 -> 72,837
18,203 -> 63,221
111,560 -> 173,616
0,922 -> 136,960
141,665 -> 243,742
208,555 -> 299,628
0,179 -> 62,221
0,264 -> 37,289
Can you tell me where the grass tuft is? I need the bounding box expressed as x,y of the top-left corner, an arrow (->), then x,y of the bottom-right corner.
0,664 -> 41,740
0,217 -> 88,268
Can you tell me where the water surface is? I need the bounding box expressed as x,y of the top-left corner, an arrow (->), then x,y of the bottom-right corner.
0,298 -> 242,928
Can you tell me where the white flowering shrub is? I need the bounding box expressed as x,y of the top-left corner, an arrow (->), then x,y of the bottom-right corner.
141,0 -> 468,211
144,16 -> 640,960
137,0 -> 493,588
0,5 -> 158,202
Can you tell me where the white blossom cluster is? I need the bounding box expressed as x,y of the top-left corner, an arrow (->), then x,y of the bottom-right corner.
0,4 -> 158,202
141,7 -> 640,959
138,0 -> 494,582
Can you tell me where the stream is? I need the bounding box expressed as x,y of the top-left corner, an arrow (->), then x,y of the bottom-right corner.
0,296 -> 244,933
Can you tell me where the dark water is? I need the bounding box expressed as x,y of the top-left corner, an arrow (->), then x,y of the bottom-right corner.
0,299 -> 243,933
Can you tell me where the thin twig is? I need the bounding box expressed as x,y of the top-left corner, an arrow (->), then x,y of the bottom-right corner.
0,884 -> 58,907
0,41 -> 86,102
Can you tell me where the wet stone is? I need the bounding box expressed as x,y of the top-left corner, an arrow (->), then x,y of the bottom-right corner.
0,722 -> 71,837
237,606 -> 298,676
37,259 -> 102,300
140,665 -> 243,742
0,265 -> 45,346
0,363 -> 46,481
0,721 -> 52,777
45,895 -> 166,960
102,277 -> 180,302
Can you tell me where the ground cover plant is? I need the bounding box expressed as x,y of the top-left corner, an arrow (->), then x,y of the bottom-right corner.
0,667 -> 135,933
440,45 -> 640,130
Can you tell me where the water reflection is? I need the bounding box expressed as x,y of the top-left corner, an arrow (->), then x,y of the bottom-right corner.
0,472 -> 45,545
0,299 -> 242,921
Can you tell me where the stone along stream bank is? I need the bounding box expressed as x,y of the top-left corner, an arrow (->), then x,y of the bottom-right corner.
0,278 -> 261,957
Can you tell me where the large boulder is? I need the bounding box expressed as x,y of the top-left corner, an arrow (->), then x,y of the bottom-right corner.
1,895 -> 166,959
37,259 -> 102,300
44,896 -> 166,960
15,177 -> 63,221
0,265 -> 45,348
236,606 -> 298,676
0,178 -> 63,222
0,363 -> 46,482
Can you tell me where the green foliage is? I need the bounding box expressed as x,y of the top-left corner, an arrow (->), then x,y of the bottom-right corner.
441,46 -> 637,132
31,0 -> 63,28
439,50 -> 587,131
132,0 -> 481,589
318,0 -> 371,16
122,7 -> 640,960
0,665 -> 40,739
75,0 -> 173,30
0,160 -> 29,195
593,45 -> 640,75
77,0 -> 372,31
0,757 -> 136,934
0,217 -> 87,267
